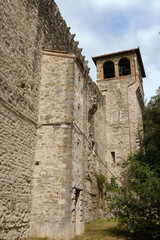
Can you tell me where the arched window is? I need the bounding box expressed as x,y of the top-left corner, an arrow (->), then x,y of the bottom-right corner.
103,61 -> 115,79
119,58 -> 131,76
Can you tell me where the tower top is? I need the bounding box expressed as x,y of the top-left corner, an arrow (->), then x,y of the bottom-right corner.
92,47 -> 146,78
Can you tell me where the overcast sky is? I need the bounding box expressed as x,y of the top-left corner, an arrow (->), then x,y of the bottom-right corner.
56,0 -> 160,101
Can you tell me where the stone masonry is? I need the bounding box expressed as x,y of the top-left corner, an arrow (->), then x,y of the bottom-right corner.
0,1 -> 145,240
93,49 -> 145,178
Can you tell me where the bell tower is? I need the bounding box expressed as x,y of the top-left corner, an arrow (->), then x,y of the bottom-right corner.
92,48 -> 146,178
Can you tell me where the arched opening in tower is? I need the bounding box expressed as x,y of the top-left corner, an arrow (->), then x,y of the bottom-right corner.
119,58 -> 131,76
103,61 -> 115,79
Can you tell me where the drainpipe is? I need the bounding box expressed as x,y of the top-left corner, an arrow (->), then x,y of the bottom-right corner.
127,55 -> 137,154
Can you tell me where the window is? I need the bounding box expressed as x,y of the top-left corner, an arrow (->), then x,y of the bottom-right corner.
111,151 -> 115,163
75,189 -> 81,235
119,58 -> 131,76
103,61 -> 115,79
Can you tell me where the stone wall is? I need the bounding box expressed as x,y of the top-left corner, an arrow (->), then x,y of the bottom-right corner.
83,79 -> 106,221
29,51 -> 107,239
0,1 -> 144,239
72,63 -> 86,235
37,0 -> 89,73
0,1 -> 41,239
30,53 -> 76,240
0,0 -> 96,238
0,0 -> 41,120
0,101 -> 36,240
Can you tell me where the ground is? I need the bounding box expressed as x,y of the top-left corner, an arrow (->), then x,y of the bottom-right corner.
24,218 -> 145,240
73,219 -> 139,240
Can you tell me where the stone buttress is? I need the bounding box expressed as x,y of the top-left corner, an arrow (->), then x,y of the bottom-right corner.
30,50 -> 85,240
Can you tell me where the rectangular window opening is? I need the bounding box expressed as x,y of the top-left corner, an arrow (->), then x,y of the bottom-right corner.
111,151 -> 115,163
75,189 -> 81,235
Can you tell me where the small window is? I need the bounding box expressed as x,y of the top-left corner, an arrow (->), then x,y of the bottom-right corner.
103,61 -> 115,79
111,151 -> 115,163
119,58 -> 131,76
78,73 -> 81,81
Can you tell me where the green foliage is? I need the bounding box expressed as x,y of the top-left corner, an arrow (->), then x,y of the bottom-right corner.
97,174 -> 119,199
96,174 -> 106,199
106,87 -> 160,239
143,87 -> 160,151
106,177 -> 118,191
107,150 -> 160,239
101,201 -> 106,208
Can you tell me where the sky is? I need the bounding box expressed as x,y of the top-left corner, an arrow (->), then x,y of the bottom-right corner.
56,0 -> 160,101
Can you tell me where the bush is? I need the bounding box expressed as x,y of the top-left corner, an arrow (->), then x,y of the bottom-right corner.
107,150 -> 160,239
106,177 -> 118,191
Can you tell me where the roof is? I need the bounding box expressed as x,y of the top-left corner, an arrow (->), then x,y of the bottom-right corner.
92,47 -> 146,78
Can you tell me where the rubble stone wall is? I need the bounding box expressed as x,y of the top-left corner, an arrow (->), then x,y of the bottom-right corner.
83,80 -> 106,221
0,1 -> 41,239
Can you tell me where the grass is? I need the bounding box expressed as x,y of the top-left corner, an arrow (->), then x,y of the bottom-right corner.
23,218 -> 146,240
24,238 -> 48,240
73,218 -> 144,240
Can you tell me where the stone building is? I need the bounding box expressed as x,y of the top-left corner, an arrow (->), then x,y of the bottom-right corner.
0,1 -> 145,240
93,49 -> 145,178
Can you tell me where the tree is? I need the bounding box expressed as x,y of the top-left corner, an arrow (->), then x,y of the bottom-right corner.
143,87 -> 160,151
107,151 -> 160,239
143,86 -> 160,175
107,87 -> 160,239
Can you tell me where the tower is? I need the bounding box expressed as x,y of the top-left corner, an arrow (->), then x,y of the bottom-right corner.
92,48 -> 146,178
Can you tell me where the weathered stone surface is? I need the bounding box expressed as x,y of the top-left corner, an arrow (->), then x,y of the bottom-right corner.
96,51 -> 144,178
0,1 -> 144,240
0,101 -> 36,240
30,54 -> 77,240
1,1 -> 41,239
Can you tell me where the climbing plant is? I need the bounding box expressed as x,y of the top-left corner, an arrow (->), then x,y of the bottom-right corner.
96,174 -> 106,199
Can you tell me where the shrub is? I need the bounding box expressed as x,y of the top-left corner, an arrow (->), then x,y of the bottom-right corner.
107,150 -> 160,239
106,177 -> 118,192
